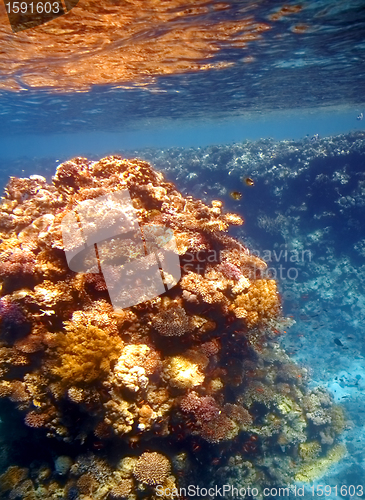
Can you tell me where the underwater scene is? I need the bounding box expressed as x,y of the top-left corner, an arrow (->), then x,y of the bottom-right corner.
0,0 -> 365,499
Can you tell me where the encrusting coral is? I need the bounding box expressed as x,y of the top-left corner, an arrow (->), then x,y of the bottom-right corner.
0,156 -> 345,499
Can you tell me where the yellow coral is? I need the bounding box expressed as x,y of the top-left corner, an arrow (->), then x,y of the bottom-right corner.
109,344 -> 151,392
163,354 -> 206,389
109,479 -> 134,499
116,457 -> 138,479
52,323 -> 123,386
330,405 -> 346,434
299,441 -> 322,461
0,155 -> 346,494
0,380 -> 12,398
234,279 -> 280,327
103,394 -> 135,436
33,281 -> 74,309
295,444 -> 346,482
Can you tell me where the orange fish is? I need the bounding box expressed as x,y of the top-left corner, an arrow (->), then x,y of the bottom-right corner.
230,191 -> 242,200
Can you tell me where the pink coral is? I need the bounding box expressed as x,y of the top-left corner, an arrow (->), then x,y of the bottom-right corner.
200,413 -> 237,443
0,297 -> 26,327
194,396 -> 220,422
200,340 -> 220,357
0,248 -> 35,278
216,261 -> 242,281
180,392 -> 220,422
180,392 -> 202,414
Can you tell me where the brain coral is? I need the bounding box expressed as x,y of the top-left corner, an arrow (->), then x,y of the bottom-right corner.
0,156 -> 345,498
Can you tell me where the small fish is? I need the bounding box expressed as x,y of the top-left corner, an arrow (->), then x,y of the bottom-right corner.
357,112 -> 363,121
244,177 -> 255,186
311,133 -> 319,142
230,191 -> 242,200
334,338 -> 344,347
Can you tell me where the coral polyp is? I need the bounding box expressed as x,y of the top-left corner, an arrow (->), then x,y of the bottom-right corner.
0,156 -> 345,498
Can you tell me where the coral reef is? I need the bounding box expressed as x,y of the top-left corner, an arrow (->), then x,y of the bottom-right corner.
0,156 -> 345,498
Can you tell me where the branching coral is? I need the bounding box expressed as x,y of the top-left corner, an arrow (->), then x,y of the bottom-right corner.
133,452 -> 171,486
152,303 -> 192,336
109,479 -> 134,499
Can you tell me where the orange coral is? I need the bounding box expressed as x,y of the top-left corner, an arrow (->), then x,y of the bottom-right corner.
109,479 -> 134,499
0,466 -> 28,493
24,411 -> 47,428
234,279 -> 281,327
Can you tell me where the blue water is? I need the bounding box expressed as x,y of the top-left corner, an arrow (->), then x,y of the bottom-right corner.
0,107 -> 364,162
